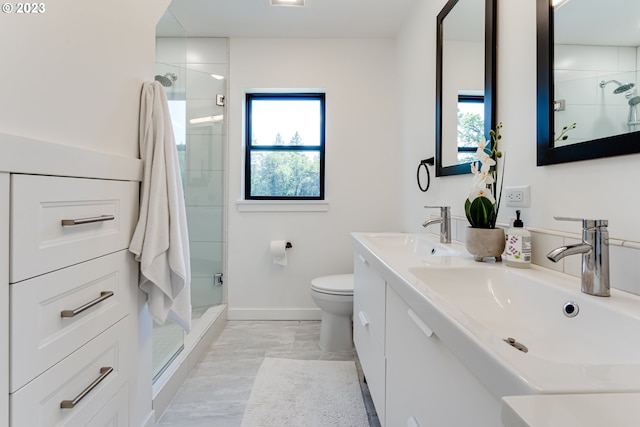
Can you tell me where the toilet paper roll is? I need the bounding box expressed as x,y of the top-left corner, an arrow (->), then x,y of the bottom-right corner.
270,240 -> 288,266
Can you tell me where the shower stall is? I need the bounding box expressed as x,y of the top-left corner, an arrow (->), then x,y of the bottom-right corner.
599,79 -> 640,131
153,10 -> 227,383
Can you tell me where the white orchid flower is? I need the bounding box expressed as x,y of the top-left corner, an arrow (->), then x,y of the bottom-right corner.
470,162 -> 478,174
473,171 -> 494,188
480,157 -> 495,170
468,187 -> 496,204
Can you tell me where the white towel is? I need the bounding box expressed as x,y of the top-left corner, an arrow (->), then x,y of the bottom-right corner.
129,81 -> 192,333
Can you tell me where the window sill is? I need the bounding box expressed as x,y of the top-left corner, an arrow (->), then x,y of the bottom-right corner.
236,200 -> 330,212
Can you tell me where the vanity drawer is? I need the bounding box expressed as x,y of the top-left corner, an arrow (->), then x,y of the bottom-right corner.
10,250 -> 135,392
10,174 -> 138,283
354,251 -> 386,348
354,297 -> 386,425
86,384 -> 129,427
10,319 -> 130,427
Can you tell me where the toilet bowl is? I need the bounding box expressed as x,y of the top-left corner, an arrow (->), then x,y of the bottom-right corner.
310,274 -> 354,352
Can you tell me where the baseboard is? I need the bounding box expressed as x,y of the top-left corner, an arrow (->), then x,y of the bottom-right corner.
227,308 -> 322,321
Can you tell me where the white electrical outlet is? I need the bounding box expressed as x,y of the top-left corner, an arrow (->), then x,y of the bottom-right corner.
504,185 -> 530,207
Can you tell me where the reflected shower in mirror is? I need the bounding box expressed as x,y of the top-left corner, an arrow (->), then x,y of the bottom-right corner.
537,0 -> 640,165
436,0 -> 496,176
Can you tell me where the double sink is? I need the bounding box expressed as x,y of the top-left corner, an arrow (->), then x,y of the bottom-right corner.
353,232 -> 640,397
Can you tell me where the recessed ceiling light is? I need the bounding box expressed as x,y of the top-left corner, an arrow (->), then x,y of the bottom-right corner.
211,74 -> 225,80
271,0 -> 304,7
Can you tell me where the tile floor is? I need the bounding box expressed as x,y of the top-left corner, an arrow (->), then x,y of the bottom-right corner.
157,320 -> 380,427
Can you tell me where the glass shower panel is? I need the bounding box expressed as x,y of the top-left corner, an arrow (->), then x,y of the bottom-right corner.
153,9 -> 186,381
185,64 -> 226,315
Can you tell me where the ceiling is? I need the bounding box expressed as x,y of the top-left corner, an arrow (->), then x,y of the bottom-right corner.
554,0 -> 640,46
157,0 -> 421,38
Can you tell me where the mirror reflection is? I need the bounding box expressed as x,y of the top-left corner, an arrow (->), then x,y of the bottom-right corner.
436,0 -> 496,177
553,0 -> 640,147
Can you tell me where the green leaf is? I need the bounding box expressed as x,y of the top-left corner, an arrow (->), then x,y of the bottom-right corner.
467,196 -> 496,228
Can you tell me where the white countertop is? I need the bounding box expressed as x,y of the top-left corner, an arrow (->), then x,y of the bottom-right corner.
502,393 -> 640,427
0,132 -> 142,181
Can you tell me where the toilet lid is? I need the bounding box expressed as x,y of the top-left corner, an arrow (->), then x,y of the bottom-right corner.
311,274 -> 354,295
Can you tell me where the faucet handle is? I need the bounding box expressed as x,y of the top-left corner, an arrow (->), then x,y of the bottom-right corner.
553,216 -> 608,229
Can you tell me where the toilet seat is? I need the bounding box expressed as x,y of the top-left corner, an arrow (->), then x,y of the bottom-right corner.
311,273 -> 353,296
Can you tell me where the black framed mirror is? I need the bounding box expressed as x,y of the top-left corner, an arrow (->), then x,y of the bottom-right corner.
435,0 -> 497,177
537,0 -> 640,166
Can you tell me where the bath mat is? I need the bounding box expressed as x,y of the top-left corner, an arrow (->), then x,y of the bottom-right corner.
240,358 -> 369,427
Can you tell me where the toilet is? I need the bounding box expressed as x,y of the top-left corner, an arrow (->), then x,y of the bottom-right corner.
310,274 -> 354,352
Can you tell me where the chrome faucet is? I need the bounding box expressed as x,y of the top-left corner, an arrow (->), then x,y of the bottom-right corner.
546,217 -> 610,297
422,206 -> 451,243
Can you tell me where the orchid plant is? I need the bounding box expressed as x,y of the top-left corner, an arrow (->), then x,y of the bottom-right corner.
464,122 -> 504,229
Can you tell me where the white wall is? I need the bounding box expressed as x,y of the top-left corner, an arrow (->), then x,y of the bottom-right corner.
227,38 -> 401,319
0,0 -> 170,158
398,0 -> 640,294
1,3 -> 169,426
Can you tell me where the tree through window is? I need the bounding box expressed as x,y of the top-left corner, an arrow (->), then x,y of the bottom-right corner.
245,93 -> 325,200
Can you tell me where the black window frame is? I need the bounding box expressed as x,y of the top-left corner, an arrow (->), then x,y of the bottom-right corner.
245,92 -> 326,200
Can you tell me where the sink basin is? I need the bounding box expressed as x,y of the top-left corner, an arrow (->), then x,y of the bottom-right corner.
408,266 -> 640,366
361,233 -> 460,258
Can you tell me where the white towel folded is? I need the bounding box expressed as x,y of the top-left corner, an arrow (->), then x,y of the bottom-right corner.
129,81 -> 192,333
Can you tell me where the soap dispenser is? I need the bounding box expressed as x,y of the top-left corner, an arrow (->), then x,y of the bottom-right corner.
506,210 -> 531,268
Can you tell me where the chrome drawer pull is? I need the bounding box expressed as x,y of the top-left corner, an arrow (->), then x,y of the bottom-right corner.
61,215 -> 115,226
60,367 -> 113,409
61,291 -> 114,318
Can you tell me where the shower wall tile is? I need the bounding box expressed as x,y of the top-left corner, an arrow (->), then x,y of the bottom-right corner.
190,242 -> 224,277
186,38 -> 227,64
619,47 -> 637,71
554,74 -> 597,105
185,171 -> 224,206
156,37 -> 187,64
187,134 -> 224,171
186,66 -> 227,100
188,63 -> 227,78
187,100 -> 225,135
191,277 -> 224,308
555,45 -> 621,71
187,207 -> 224,240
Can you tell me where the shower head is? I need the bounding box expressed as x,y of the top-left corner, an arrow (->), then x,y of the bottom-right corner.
154,72 -> 178,87
614,82 -> 635,94
599,79 -> 635,94
629,96 -> 640,106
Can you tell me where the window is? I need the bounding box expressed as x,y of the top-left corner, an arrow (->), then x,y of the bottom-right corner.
245,93 -> 325,200
457,94 -> 485,164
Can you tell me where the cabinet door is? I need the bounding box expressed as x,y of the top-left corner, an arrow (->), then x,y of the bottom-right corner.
353,251 -> 386,348
385,286 -> 500,427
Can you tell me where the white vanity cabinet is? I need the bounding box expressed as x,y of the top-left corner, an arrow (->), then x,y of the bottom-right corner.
385,286 -> 500,427
8,174 -> 139,427
353,251 -> 387,425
